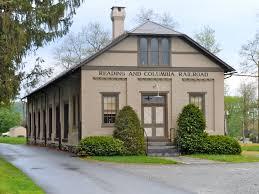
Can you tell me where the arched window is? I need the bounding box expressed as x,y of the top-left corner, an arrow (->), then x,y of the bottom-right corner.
139,38 -> 148,65
151,38 -> 159,65
161,38 -> 169,65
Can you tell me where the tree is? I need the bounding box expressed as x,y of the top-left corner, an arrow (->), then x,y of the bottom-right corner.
224,96 -> 243,137
239,33 -> 259,74
135,8 -> 178,29
194,25 -> 221,55
238,81 -> 257,134
54,22 -> 111,70
0,0 -> 84,105
20,57 -> 53,95
0,107 -> 21,134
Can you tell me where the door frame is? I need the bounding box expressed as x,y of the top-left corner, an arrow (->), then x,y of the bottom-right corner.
140,92 -> 168,140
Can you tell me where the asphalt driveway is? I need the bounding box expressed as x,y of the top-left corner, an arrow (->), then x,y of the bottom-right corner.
1,144 -> 259,194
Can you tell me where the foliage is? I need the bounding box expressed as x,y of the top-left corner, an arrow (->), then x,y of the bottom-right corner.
0,157 -> 44,194
54,22 -> 111,69
177,104 -> 206,136
194,25 -> 221,54
224,96 -> 243,137
0,137 -> 26,145
176,104 -> 206,154
176,104 -> 241,155
77,136 -> 125,156
135,8 -> 179,29
114,106 -> 145,155
87,156 -> 177,164
238,81 -> 257,132
0,107 -> 21,134
204,135 -> 241,155
0,0 -> 84,105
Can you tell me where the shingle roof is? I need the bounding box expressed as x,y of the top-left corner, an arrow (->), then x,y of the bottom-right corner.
23,21 -> 236,98
130,21 -> 181,35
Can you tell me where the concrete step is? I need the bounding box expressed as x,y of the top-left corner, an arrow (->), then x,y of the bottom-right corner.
147,141 -> 179,157
148,145 -> 176,149
147,141 -> 174,146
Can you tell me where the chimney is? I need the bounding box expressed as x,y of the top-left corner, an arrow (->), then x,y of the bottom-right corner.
111,6 -> 126,39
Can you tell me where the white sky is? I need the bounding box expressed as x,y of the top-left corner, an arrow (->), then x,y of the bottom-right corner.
24,0 -> 259,96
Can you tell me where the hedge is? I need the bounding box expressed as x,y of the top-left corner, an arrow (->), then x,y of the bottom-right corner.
77,136 -> 125,156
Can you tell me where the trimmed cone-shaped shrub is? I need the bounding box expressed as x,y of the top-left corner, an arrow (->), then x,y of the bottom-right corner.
176,104 -> 207,154
113,106 -> 145,155
177,104 -> 206,136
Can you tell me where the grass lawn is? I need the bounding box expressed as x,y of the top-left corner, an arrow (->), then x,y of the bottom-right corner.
84,156 -> 178,164
0,157 -> 45,194
241,144 -> 259,152
190,152 -> 259,163
0,137 -> 26,144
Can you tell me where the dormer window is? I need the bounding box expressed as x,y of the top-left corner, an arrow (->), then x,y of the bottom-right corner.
139,37 -> 170,66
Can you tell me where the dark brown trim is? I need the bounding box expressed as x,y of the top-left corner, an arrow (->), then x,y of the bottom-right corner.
100,92 -> 119,128
62,138 -> 68,143
54,138 -> 59,142
83,66 -> 224,72
141,93 -> 168,138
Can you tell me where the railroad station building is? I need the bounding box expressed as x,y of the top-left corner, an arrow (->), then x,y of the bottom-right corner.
24,7 -> 235,150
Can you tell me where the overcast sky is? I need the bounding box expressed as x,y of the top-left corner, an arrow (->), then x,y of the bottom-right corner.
24,0 -> 259,96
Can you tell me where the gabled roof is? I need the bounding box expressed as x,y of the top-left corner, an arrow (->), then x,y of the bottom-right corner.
24,21 -> 235,98
130,21 -> 181,35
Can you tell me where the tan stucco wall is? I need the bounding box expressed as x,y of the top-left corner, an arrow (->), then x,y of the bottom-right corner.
84,36 -> 220,69
81,70 -> 225,140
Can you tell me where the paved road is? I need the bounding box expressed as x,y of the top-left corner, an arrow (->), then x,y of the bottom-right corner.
1,144 -> 259,194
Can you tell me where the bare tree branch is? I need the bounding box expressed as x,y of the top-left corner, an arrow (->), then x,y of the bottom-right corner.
54,22 -> 111,70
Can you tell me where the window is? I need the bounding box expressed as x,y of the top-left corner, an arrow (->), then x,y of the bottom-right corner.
48,107 -> 52,139
102,93 -> 119,126
139,37 -> 170,66
151,38 -> 159,65
161,38 -> 170,65
189,93 -> 205,113
139,38 -> 148,65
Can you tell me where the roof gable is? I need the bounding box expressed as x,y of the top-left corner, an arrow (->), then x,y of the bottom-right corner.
130,21 -> 181,35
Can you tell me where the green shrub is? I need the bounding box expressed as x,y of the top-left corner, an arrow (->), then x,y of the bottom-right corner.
177,104 -> 206,136
77,136 -> 125,156
176,104 -> 241,155
113,106 -> 145,155
176,104 -> 206,154
204,135 -> 241,155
